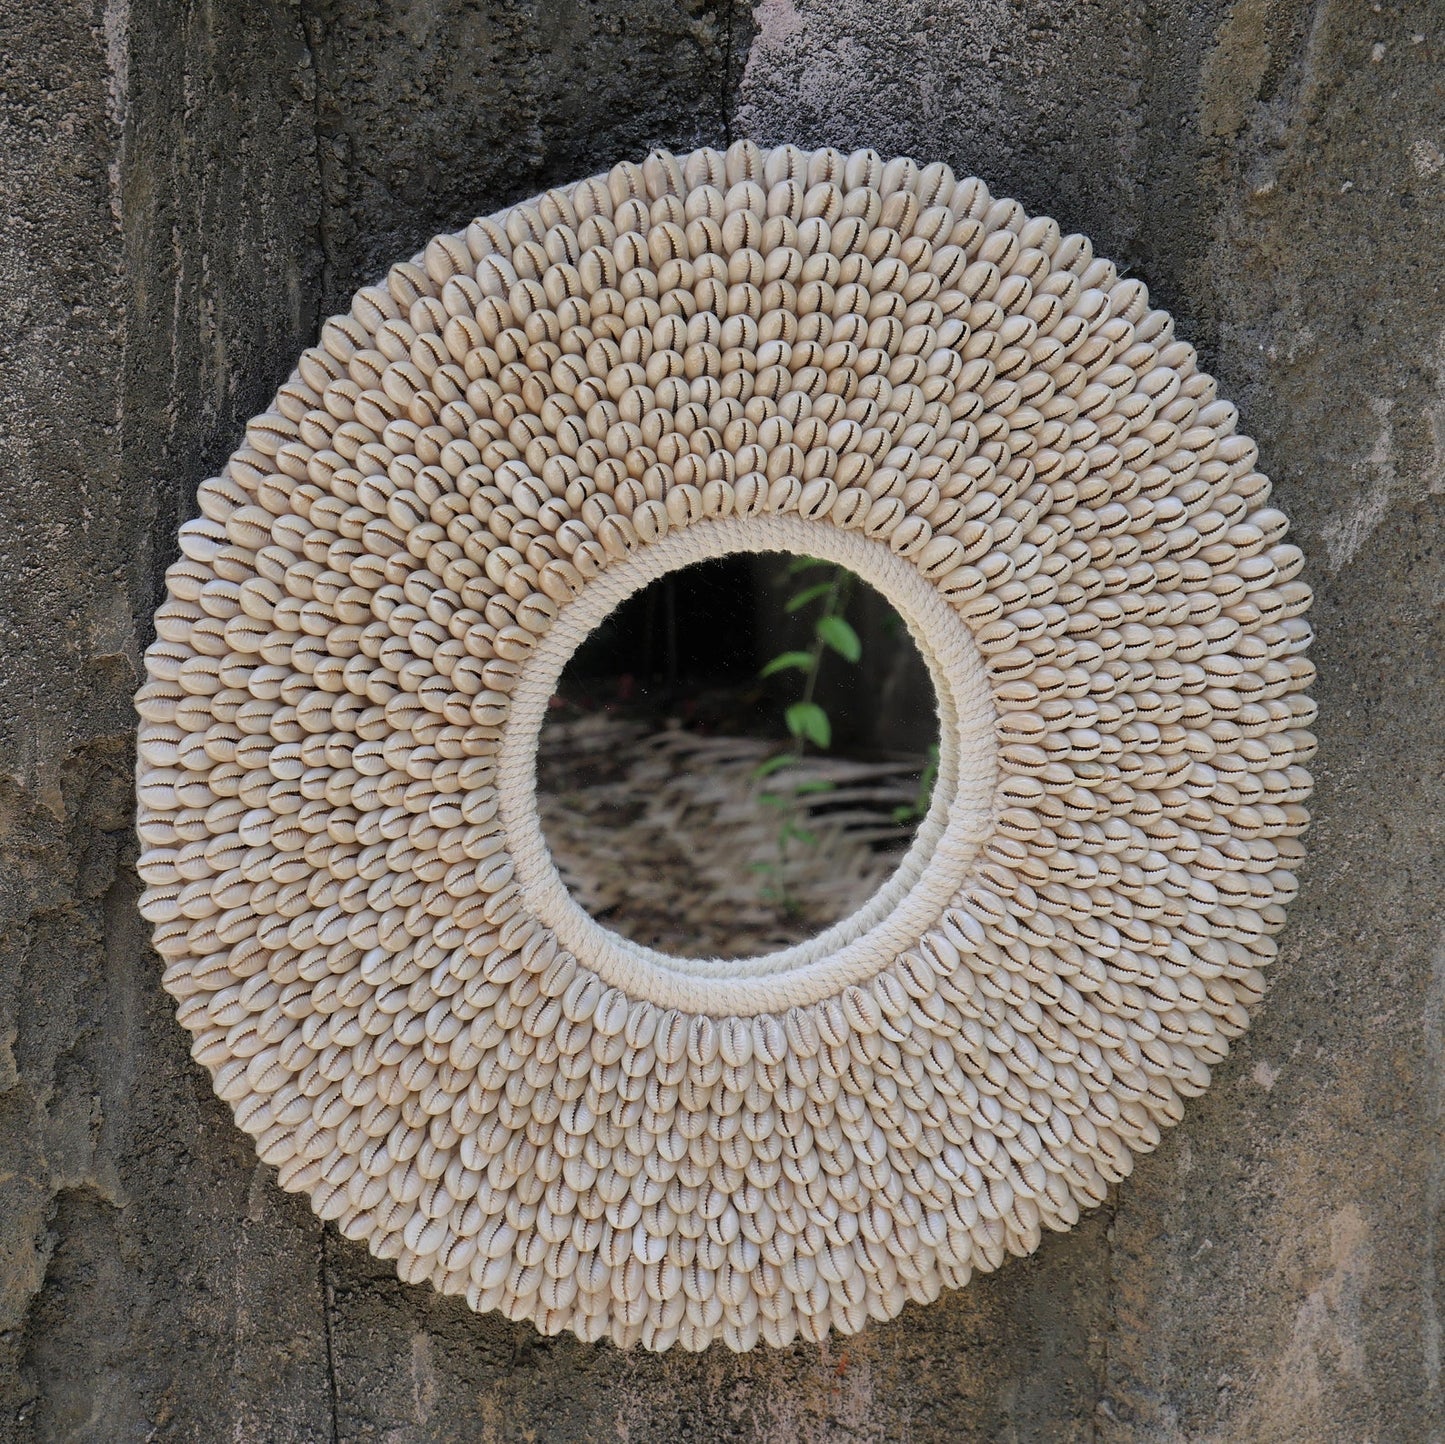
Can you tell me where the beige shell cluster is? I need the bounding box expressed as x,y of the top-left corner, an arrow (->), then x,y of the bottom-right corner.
135,142 -> 1316,1353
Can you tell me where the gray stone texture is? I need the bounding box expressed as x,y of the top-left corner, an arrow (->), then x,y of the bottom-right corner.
1,0 -> 1441,1438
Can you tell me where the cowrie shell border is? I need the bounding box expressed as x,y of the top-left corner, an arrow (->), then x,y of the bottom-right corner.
136,142 -> 1316,1354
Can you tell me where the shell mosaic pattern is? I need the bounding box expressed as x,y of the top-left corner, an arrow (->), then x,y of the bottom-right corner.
135,141 -> 1316,1354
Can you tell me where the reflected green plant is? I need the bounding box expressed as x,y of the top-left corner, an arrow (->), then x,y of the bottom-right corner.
751,559 -> 858,916
752,561 -> 940,917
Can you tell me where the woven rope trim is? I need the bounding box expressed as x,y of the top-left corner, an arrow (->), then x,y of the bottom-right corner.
496,515 -> 996,1013
135,141 -> 1317,1354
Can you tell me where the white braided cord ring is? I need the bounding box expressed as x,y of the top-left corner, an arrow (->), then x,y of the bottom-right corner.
135,142 -> 1316,1353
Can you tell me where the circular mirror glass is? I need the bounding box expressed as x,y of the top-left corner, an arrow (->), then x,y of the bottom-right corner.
536,555 -> 942,959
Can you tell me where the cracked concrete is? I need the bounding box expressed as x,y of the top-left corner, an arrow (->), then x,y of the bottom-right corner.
1,0 -> 1442,1439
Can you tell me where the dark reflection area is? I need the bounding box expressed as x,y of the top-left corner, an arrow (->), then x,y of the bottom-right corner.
537,556 -> 942,959
553,556 -> 773,734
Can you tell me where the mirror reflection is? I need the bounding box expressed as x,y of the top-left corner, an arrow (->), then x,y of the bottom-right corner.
537,556 -> 942,959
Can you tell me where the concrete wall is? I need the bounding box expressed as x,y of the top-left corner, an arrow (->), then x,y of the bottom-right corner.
1,0 -> 1441,1438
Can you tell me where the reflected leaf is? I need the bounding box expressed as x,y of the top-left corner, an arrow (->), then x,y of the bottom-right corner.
785,702 -> 831,748
759,650 -> 813,678
752,754 -> 796,779
816,615 -> 861,663
785,582 -> 832,613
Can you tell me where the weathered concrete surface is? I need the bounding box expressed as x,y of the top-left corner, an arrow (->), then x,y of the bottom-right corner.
0,0 -> 1441,1439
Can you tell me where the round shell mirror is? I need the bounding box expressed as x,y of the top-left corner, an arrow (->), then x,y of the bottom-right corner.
135,142 -> 1316,1353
